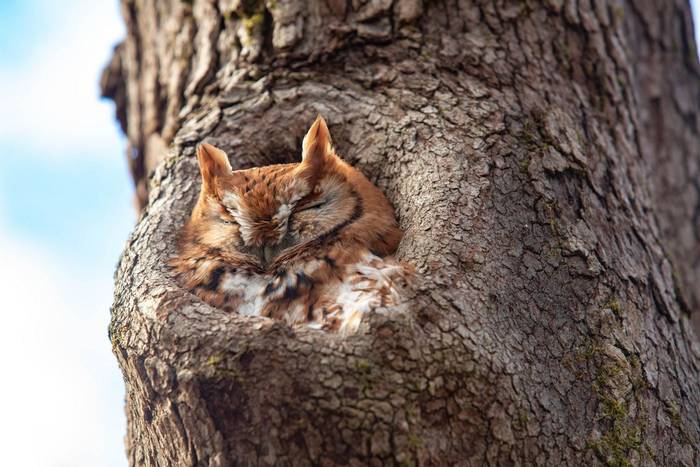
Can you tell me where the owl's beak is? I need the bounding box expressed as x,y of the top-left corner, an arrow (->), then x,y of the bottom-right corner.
262,245 -> 275,265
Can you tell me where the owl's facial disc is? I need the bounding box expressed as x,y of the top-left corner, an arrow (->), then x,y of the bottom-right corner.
211,168 -> 358,270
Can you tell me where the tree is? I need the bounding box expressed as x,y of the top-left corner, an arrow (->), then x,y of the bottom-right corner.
101,0 -> 700,464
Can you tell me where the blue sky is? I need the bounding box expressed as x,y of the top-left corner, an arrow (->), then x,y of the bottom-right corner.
0,1 -> 698,466
0,0 -> 131,465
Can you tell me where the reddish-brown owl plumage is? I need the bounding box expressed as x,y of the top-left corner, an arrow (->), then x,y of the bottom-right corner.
170,116 -> 413,334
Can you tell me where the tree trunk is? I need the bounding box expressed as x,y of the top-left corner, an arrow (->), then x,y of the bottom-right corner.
102,0 -> 700,465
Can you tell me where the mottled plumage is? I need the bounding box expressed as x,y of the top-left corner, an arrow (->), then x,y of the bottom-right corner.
171,116 -> 412,334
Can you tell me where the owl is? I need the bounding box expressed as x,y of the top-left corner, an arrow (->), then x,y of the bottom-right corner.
171,116 -> 413,334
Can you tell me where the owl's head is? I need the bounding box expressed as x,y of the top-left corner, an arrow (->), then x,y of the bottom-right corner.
183,116 -> 402,271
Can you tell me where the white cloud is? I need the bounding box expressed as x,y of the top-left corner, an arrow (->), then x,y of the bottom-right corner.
0,226 -> 127,466
0,0 -> 125,158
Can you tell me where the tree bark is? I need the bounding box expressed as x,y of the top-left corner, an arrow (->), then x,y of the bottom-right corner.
102,0 -> 700,465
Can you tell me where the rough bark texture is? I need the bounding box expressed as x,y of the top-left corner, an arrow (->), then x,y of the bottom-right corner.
103,0 -> 700,465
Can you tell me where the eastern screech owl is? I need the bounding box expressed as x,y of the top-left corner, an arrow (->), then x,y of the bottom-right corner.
171,116 -> 413,334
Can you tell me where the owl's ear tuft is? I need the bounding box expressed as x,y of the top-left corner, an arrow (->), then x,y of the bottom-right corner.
197,143 -> 232,192
301,115 -> 333,173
